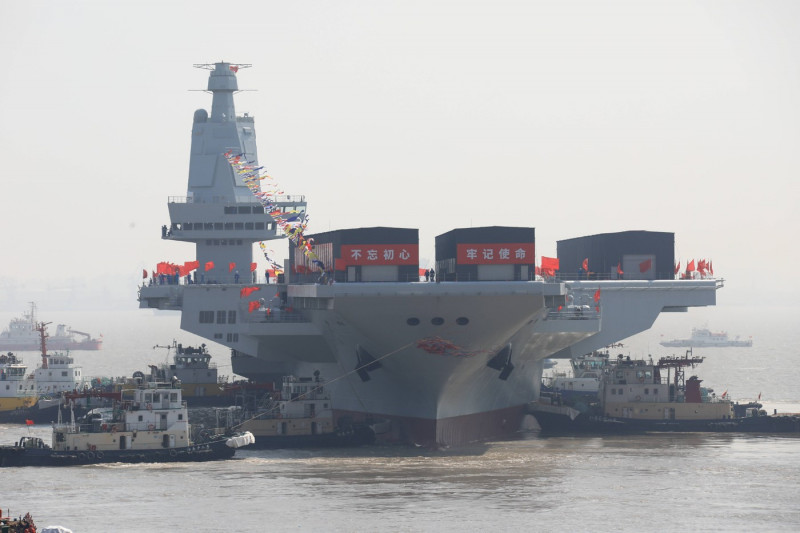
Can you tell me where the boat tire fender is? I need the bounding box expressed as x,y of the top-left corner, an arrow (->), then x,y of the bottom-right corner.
96,451 -> 104,459
169,449 -> 177,457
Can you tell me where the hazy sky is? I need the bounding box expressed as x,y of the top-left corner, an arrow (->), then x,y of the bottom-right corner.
1,0 -> 798,309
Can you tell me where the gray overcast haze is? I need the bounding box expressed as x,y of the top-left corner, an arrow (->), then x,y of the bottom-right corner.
1,0 -> 798,310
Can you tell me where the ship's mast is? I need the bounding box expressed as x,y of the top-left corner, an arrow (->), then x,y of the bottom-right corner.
193,62 -> 252,123
36,321 -> 52,369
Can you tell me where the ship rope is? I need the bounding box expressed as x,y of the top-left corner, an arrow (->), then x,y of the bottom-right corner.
223,326 -> 467,431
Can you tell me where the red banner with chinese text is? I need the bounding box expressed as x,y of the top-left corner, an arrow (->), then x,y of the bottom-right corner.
456,243 -> 535,265
340,244 -> 419,266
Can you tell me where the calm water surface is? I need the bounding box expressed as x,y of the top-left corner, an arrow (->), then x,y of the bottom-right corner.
2,430 -> 799,532
1,307 -> 798,532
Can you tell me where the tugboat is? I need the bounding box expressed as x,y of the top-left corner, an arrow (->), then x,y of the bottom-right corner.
540,349 -> 612,404
1,323 -> 106,424
0,352 -> 37,422
212,372 -> 376,448
530,350 -> 800,434
0,381 -> 254,467
143,340 -> 229,406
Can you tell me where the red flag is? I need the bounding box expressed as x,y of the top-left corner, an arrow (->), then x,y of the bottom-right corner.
248,301 -> 260,313
25,419 -> 34,426
156,261 -> 179,275
229,65 -> 239,73
142,269 -> 148,279
674,261 -> 680,275
229,262 -> 236,272
687,259 -> 695,272
541,257 -> 560,271
709,261 -> 714,275
184,260 -> 200,272
721,390 -> 728,399
757,392 -> 761,401
593,289 -> 601,302
250,262 -> 257,272
639,259 -> 652,273
582,258 -> 588,271
204,261 -> 215,271
616,263 -> 624,276
240,286 -> 261,298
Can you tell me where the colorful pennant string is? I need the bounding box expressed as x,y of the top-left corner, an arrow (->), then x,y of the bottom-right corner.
225,150 -> 324,271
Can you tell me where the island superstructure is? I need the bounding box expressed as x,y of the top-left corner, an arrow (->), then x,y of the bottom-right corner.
139,61 -> 722,447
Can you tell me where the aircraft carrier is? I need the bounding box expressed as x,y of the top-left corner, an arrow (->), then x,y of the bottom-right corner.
138,62 -> 721,447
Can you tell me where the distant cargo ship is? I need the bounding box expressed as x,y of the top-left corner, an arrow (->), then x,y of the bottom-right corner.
0,303 -> 102,351
660,327 -> 752,348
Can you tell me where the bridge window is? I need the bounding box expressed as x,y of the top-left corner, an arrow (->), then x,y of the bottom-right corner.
199,311 -> 214,324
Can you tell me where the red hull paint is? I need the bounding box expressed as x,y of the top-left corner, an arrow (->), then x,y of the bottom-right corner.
336,404 -> 527,448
